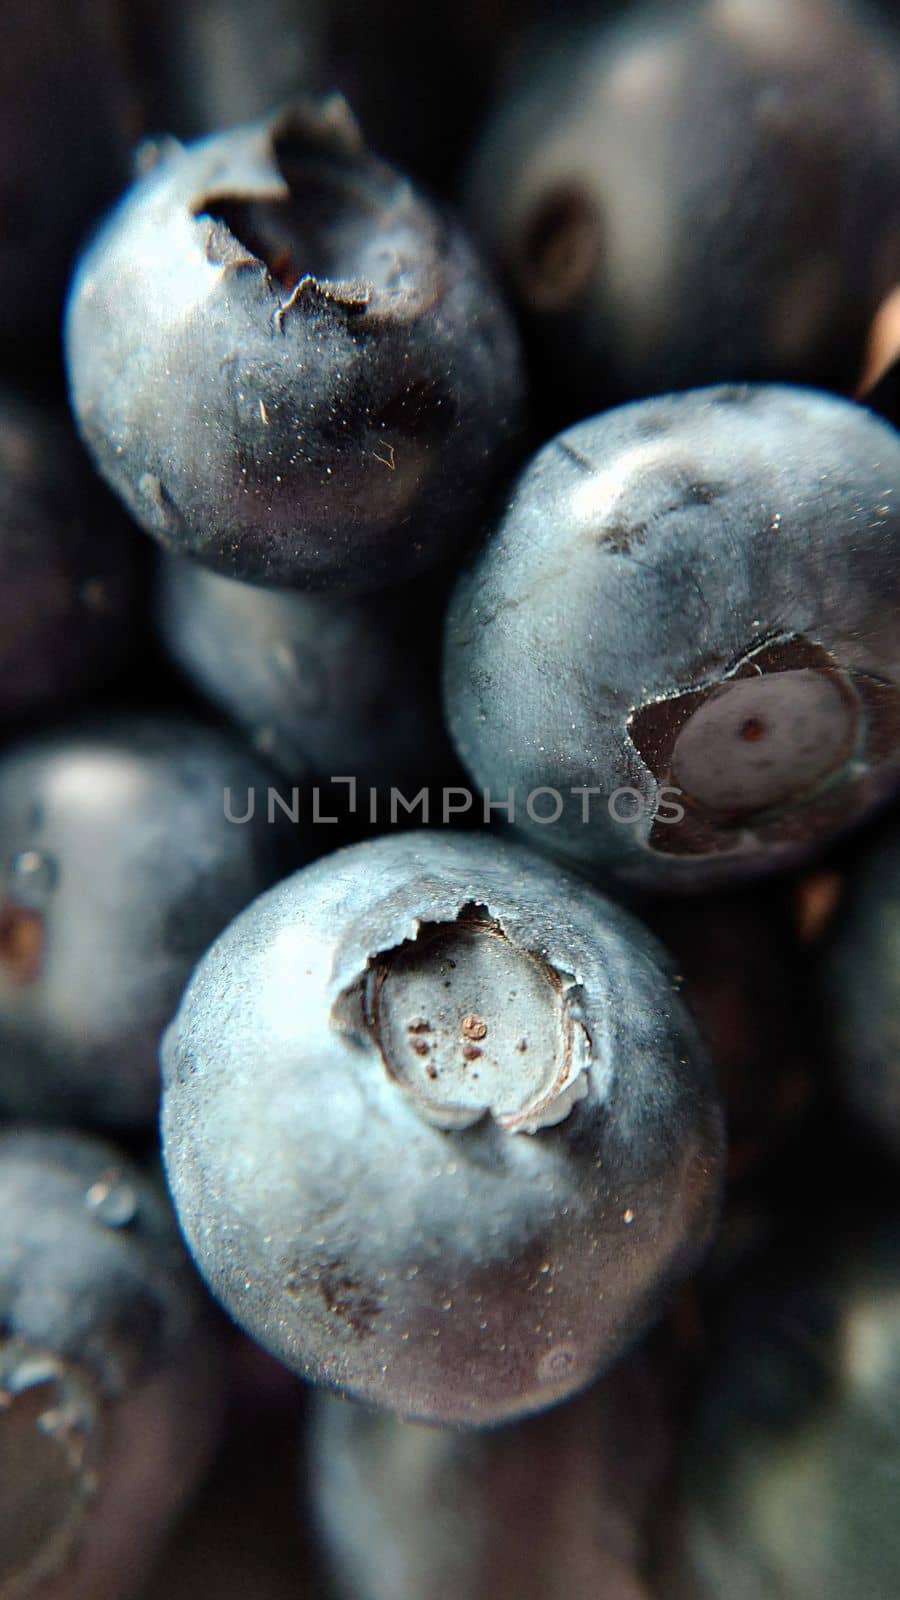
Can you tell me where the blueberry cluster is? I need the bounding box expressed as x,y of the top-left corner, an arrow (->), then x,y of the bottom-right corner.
3,0 -> 900,1595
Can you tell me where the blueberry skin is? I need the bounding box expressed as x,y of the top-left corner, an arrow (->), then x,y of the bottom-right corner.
0,1126 -> 222,1600
443,385 -> 900,892
465,0 -> 900,409
65,100 -> 525,593
820,820 -> 900,1160
161,830 -> 723,1426
0,716 -> 291,1128
672,1226 -> 900,1600
156,554 -> 444,787
0,392 -> 144,723
311,1351 -> 668,1600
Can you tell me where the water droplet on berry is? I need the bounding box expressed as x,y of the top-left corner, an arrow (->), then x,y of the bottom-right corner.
7,850 -> 57,907
84,1170 -> 138,1228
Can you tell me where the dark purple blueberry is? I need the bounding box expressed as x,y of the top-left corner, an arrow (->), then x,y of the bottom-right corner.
65,101 -> 525,593
465,0 -> 900,410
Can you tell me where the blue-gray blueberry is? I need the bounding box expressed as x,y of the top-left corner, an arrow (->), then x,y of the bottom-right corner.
156,554 -> 445,788
0,716 -> 291,1128
65,100 -> 525,593
312,1349 -> 667,1600
444,385 -> 900,891
161,830 -> 723,1425
0,1127 -> 222,1600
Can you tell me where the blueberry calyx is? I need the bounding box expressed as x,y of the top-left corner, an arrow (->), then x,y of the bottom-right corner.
627,634 -> 880,857
669,669 -> 857,813
341,901 -> 592,1134
193,99 -> 446,326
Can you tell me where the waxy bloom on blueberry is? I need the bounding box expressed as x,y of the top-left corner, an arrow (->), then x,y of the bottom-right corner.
65,99 -> 525,592
0,1128 -> 221,1600
0,716 -> 291,1128
161,831 -> 722,1426
444,385 -> 900,891
156,554 -> 446,787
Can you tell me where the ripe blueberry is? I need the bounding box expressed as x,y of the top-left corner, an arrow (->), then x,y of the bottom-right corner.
161,830 -> 723,1425
0,1126 -> 222,1600
0,715 -> 292,1127
465,0 -> 900,408
65,100 -> 525,592
312,1349 -> 668,1600
444,385 -> 900,891
156,554 -> 446,788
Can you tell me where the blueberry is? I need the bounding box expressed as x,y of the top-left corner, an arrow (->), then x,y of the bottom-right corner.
443,385 -> 900,891
161,830 -> 723,1425
311,1349 -> 668,1600
65,100 -> 525,593
0,1126 -> 222,1600
819,819 -> 900,1160
465,0 -> 900,409
156,554 -> 447,788
0,715 -> 292,1128
0,391 -> 144,724
672,1224 -> 900,1600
